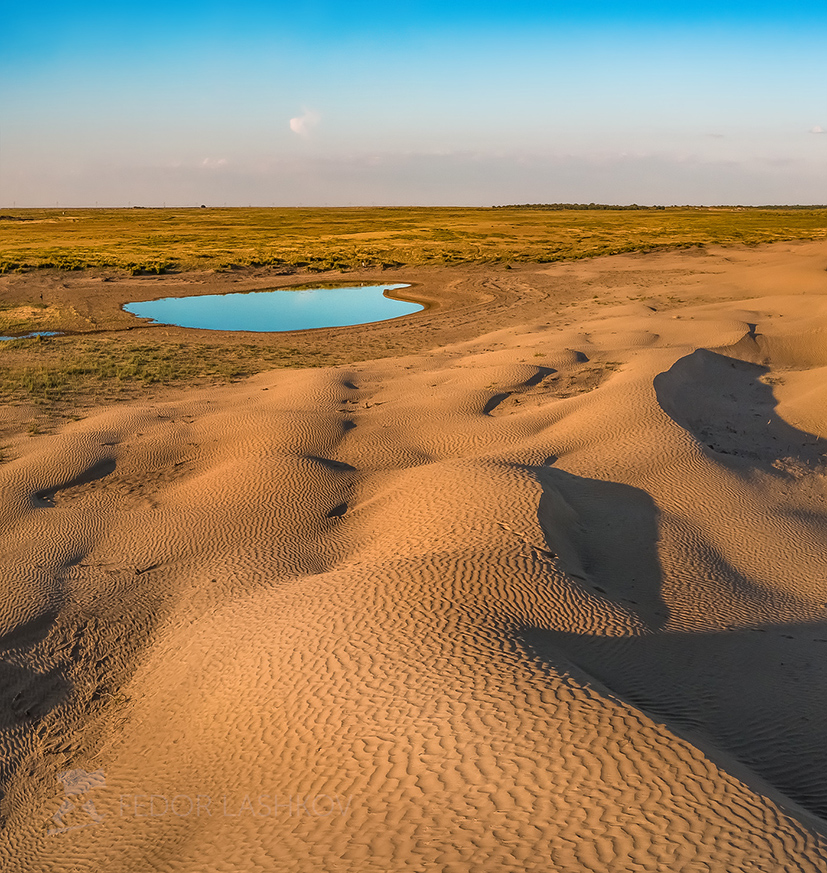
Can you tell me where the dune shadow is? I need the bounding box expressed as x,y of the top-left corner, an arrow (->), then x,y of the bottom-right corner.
0,610 -> 57,652
521,621 -> 827,821
654,348 -> 824,469
518,421 -> 827,824
484,367 -> 558,415
35,458 -> 117,507
524,366 -> 556,388
0,661 -> 70,729
304,455 -> 357,473
0,610 -> 69,737
527,464 -> 670,631
0,660 -> 72,809
483,392 -> 512,415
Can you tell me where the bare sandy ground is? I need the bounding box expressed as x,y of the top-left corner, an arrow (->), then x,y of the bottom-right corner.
1,242 -> 827,871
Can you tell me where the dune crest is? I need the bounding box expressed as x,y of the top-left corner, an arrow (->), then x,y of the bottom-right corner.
2,242 -> 827,871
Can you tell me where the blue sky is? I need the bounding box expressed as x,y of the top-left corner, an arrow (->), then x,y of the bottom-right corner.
2,2 -> 825,206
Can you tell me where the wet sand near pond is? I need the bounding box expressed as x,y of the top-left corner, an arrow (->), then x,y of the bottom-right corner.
1,240 -> 827,871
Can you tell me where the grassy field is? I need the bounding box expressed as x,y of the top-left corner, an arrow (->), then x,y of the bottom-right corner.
3,206 -> 827,274
0,336 -> 341,407
2,206 -> 827,420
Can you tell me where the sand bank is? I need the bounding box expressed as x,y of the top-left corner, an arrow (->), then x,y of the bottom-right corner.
1,241 -> 827,871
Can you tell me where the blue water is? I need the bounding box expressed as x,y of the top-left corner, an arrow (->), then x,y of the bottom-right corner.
0,331 -> 62,341
123,284 -> 422,332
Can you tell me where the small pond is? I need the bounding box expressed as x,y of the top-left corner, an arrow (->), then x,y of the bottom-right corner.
123,284 -> 422,332
0,331 -> 62,342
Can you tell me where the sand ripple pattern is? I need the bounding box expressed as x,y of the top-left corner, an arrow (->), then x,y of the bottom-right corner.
2,245 -> 827,871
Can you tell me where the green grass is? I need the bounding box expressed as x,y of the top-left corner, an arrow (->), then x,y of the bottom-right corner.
0,302 -> 76,335
3,206 -> 827,415
2,206 -> 827,274
0,335 -> 344,404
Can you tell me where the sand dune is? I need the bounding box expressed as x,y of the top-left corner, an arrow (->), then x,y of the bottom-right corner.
1,242 -> 827,871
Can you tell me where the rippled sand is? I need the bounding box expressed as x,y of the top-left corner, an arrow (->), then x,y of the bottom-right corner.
2,242 -> 827,871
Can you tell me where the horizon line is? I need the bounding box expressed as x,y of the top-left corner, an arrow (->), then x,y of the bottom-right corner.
3,204 -> 827,212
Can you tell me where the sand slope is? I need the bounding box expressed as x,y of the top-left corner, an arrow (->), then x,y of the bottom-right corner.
1,243 -> 827,871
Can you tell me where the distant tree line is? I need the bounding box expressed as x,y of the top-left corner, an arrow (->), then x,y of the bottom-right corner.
492,203 -> 827,210
492,203 -> 666,210
751,205 -> 827,210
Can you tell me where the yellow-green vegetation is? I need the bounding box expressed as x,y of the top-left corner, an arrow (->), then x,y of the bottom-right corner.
2,206 -> 827,274
0,302 -> 54,333
2,206 -> 827,418
0,335 -> 341,404
0,302 -> 95,335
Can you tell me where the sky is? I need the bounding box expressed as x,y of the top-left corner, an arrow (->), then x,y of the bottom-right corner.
1,1 -> 825,206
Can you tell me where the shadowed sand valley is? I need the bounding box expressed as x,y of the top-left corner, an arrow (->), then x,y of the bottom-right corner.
1,242 -> 827,871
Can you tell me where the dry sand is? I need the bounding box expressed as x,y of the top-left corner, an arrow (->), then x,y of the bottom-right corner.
1,241 -> 827,871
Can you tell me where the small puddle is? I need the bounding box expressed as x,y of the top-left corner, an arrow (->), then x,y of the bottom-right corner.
0,331 -> 62,341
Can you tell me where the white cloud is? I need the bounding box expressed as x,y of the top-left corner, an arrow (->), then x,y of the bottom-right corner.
289,108 -> 320,136
810,126 -> 824,134
200,157 -> 228,168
